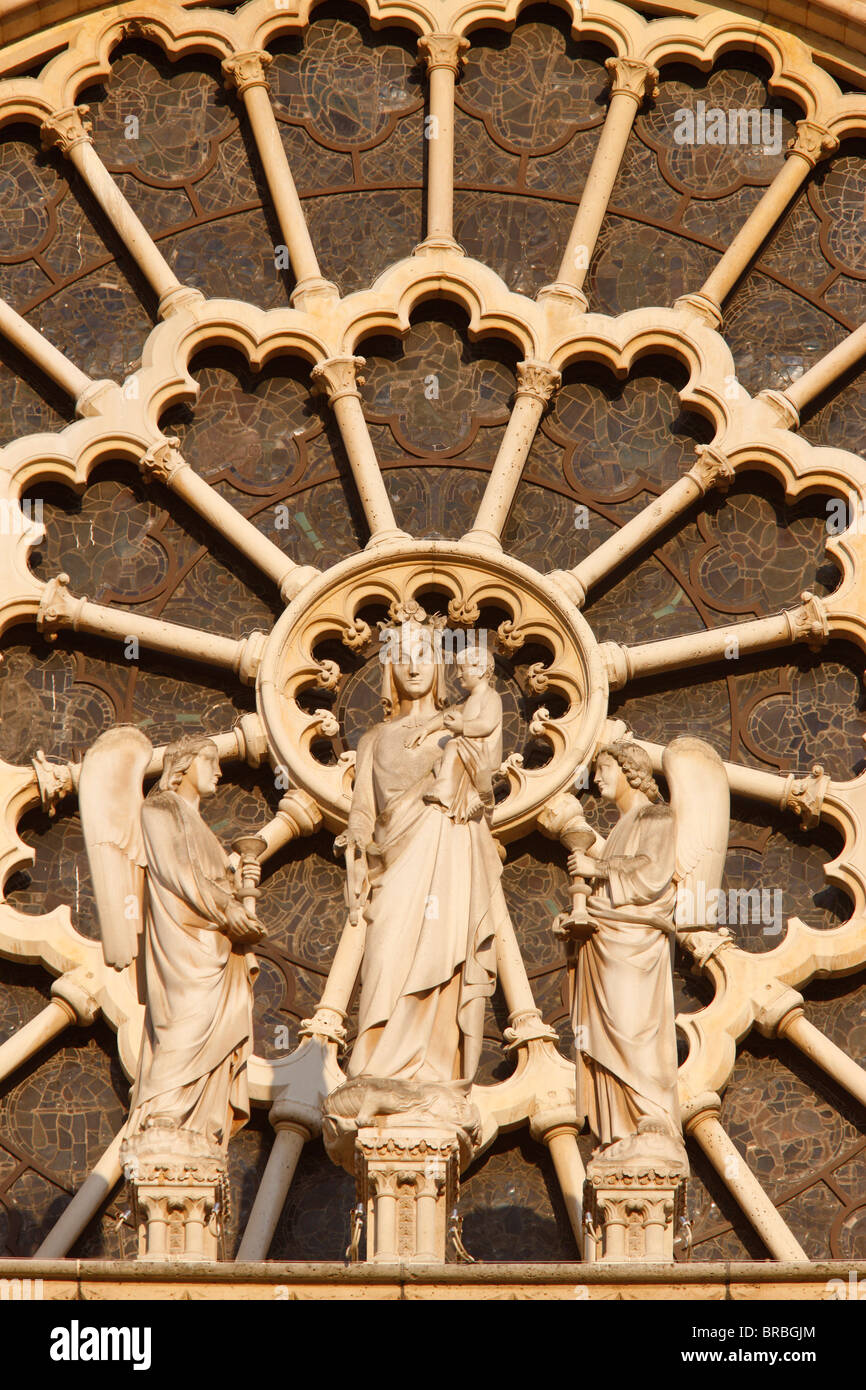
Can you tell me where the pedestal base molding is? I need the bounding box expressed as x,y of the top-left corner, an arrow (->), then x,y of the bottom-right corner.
584,1129 -> 688,1263
121,1124 -> 228,1263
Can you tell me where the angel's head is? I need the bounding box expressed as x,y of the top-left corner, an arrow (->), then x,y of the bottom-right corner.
159,735 -> 221,800
595,740 -> 660,804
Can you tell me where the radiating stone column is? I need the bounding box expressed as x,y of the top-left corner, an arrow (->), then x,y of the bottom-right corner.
40,106 -> 203,318
600,590 -> 829,690
678,120 -> 839,327
416,34 -> 469,253
311,355 -> 408,545
539,58 -> 658,311
0,966 -> 99,1084
0,295 -> 114,412
553,445 -> 735,606
682,1093 -> 809,1262
222,51 -> 337,306
463,360 -> 561,547
36,572 -> 267,683
235,1098 -> 320,1260
780,321 -> 866,421
139,437 -> 319,601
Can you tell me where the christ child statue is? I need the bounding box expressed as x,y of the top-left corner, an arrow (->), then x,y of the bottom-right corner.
408,646 -> 503,823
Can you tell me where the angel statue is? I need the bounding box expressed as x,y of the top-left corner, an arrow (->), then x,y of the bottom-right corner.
561,735 -> 730,1155
79,728 -> 264,1153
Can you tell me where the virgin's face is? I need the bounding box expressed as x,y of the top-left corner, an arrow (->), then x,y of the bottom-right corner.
390,626 -> 438,702
391,652 -> 437,701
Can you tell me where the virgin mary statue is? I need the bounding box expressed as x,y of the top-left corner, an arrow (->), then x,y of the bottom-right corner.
341,609 -> 504,1087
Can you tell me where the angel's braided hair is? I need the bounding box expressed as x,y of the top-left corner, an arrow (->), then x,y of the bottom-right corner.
158,734 -> 218,792
597,739 -> 661,803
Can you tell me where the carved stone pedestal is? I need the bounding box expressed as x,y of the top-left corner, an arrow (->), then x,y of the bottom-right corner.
121,1124 -> 228,1262
323,1077 -> 480,1263
583,1129 -> 688,1263
356,1125 -> 459,1263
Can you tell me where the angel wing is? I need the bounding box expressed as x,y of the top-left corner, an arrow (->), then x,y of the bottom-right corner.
78,725 -> 153,969
662,736 -> 730,931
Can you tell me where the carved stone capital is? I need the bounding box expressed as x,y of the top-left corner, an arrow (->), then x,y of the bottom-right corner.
37,573 -> 87,640
515,359 -> 562,406
40,105 -> 93,155
753,978 -> 805,1038
311,355 -> 365,402
599,640 -> 631,691
786,120 -> 839,168
31,748 -> 78,816
674,291 -> 723,328
275,787 -> 323,839
51,967 -> 101,1026
680,1090 -> 721,1129
139,436 -> 187,484
299,1005 -> 347,1049
786,589 -> 830,650
784,763 -> 829,830
417,33 -> 469,75
689,444 -> 736,494
222,50 -> 273,96
536,280 -> 590,313
501,1007 -> 558,1052
234,630 -> 268,685
756,388 -> 801,430
604,56 -> 659,104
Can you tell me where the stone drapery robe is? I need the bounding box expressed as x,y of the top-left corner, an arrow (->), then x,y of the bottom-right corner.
575,801 -> 680,1146
346,717 -> 501,1084
127,789 -> 257,1151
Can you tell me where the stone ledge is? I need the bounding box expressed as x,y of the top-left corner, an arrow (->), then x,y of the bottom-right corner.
2,1258 -> 864,1300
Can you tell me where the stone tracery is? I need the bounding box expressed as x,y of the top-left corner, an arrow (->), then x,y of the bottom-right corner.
0,0 -> 863,1272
